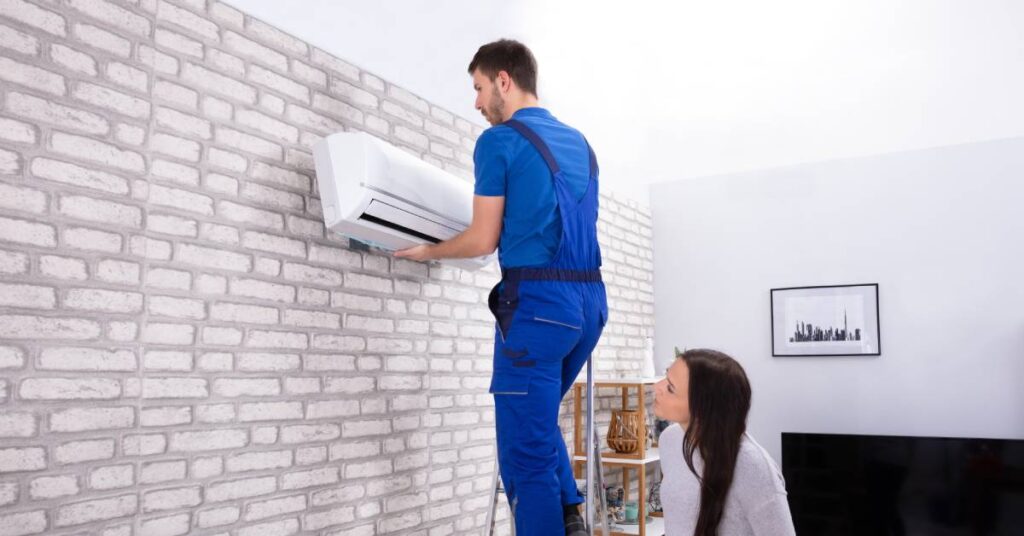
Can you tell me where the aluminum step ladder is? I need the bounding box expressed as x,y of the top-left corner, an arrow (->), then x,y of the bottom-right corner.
485,355 -> 609,535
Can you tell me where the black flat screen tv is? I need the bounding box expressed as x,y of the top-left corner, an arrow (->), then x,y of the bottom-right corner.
781,432 -> 1024,535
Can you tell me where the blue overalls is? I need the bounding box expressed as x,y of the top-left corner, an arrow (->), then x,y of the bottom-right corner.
488,119 -> 608,534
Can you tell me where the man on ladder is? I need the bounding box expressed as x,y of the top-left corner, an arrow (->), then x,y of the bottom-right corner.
396,39 -> 608,535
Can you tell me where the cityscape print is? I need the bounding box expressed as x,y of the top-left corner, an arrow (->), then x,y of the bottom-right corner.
790,309 -> 861,343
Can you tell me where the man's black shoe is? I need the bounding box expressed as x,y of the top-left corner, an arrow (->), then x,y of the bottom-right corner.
564,504 -> 587,536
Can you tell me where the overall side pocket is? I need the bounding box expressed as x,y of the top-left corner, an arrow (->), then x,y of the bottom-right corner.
488,282 -> 519,342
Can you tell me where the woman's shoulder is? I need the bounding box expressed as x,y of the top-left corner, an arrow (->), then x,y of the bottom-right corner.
656,423 -> 686,467
660,422 -> 684,444
659,424 -> 684,461
733,433 -> 787,495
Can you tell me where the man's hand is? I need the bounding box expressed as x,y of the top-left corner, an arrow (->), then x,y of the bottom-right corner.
393,244 -> 434,262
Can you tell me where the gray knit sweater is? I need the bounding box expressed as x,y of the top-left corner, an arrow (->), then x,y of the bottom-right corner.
658,424 -> 796,536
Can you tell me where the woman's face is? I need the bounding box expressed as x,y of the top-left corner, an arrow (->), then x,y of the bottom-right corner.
654,359 -> 690,425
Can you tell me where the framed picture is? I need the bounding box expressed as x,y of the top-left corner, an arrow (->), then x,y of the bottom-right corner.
770,284 -> 880,357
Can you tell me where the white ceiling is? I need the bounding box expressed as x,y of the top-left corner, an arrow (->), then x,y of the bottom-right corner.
229,0 -> 1024,204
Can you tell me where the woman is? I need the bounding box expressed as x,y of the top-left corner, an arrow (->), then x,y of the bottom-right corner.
653,349 -> 795,536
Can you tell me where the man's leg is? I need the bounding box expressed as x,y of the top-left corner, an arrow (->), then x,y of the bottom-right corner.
495,367 -> 566,535
490,285 -> 590,534
556,304 -> 605,508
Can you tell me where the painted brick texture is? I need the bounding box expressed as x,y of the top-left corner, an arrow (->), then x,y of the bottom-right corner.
0,1 -> 654,534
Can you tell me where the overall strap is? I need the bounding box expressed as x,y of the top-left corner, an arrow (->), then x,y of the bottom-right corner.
503,119 -> 560,175
503,119 -> 598,180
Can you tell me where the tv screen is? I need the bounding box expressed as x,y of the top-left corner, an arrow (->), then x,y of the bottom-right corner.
781,432 -> 1024,535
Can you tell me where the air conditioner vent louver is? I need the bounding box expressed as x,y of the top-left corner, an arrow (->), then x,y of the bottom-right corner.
358,213 -> 441,244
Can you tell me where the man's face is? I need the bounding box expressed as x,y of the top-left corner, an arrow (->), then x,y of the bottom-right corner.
472,69 -> 506,126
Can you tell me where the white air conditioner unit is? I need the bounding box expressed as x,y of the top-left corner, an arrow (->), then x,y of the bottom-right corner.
312,131 -> 494,271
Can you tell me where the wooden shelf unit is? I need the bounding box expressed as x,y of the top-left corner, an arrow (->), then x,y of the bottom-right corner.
571,377 -> 664,536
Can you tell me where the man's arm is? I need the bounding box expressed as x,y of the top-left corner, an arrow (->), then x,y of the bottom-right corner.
394,195 -> 504,261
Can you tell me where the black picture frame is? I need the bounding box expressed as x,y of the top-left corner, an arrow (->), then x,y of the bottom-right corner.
770,283 -> 881,357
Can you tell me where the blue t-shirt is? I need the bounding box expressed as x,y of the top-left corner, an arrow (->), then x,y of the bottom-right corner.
473,107 -> 593,268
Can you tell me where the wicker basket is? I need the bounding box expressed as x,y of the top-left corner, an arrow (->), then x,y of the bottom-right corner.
607,409 -> 647,454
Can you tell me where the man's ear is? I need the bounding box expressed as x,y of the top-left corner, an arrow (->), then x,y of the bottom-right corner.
497,70 -> 512,93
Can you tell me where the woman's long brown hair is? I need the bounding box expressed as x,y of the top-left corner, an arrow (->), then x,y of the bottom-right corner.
677,349 -> 752,536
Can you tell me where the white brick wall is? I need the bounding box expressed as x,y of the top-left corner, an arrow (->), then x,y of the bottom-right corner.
0,1 -> 654,534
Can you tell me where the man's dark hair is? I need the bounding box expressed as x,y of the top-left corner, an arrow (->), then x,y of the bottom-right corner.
467,39 -> 538,96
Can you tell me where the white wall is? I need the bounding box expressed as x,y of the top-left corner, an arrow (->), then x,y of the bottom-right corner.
650,136 -> 1024,462
231,0 -> 1024,204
